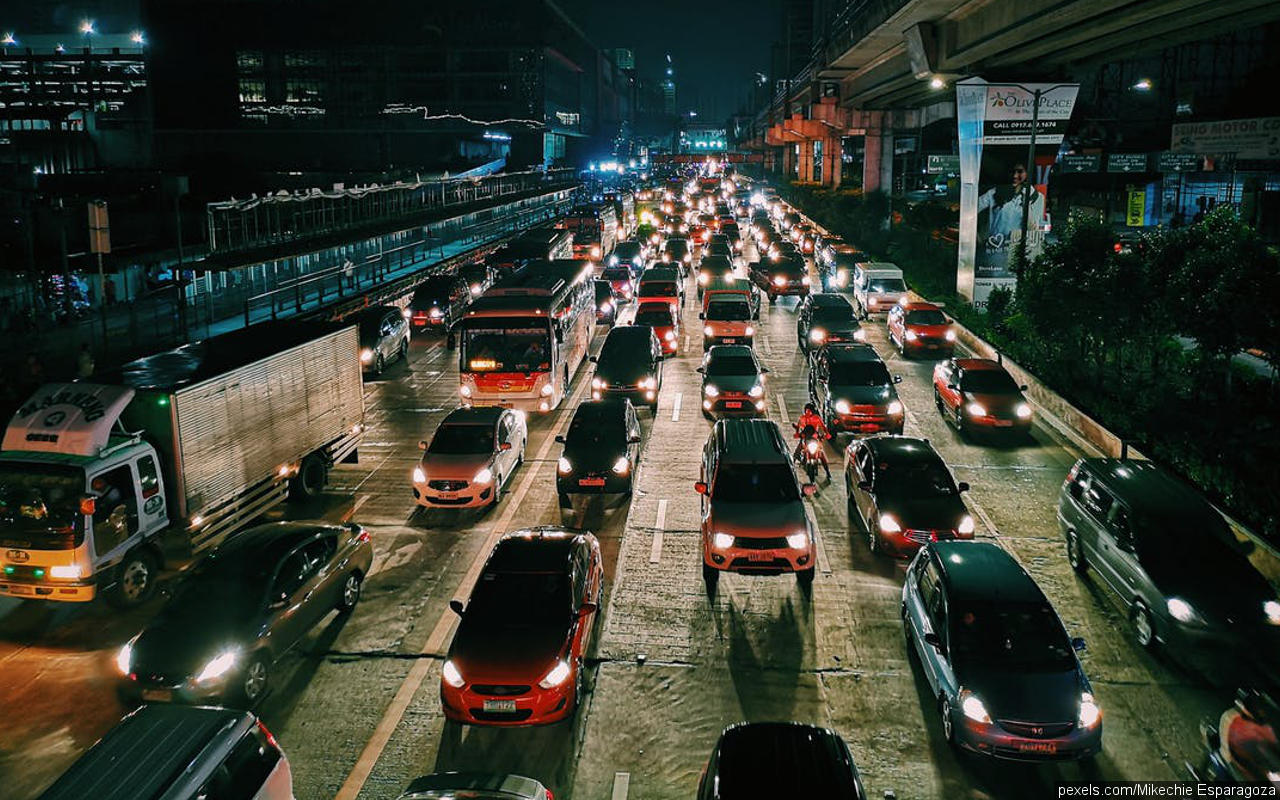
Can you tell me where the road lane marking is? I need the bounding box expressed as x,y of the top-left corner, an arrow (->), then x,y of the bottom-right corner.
335,377 -> 589,800
611,772 -> 631,800
650,499 -> 668,564
813,525 -> 833,575
340,494 -> 370,523
966,490 -> 1001,538
761,335 -> 773,355
777,395 -> 790,427
671,391 -> 682,422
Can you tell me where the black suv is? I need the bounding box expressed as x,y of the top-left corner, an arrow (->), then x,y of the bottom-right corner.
556,399 -> 643,507
796,293 -> 863,352
809,344 -> 903,435
697,722 -> 866,799
753,253 -> 809,303
407,274 -> 470,332
698,255 -> 737,297
590,326 -> 663,409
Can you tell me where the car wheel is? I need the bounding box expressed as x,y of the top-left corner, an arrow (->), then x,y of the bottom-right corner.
491,473 -> 504,506
337,571 -> 363,613
399,337 -> 409,362
374,353 -> 385,375
107,549 -> 158,608
934,389 -> 945,414
797,567 -> 815,587
1132,602 -> 1157,649
558,492 -> 571,509
240,656 -> 269,706
1066,530 -> 1087,574
517,443 -> 526,467
702,563 -> 719,588
289,454 -> 328,501
940,695 -> 957,747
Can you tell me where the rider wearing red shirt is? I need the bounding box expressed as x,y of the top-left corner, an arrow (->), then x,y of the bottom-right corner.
793,402 -> 832,479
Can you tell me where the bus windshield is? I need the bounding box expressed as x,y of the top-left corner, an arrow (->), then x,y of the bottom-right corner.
0,462 -> 85,546
461,319 -> 553,373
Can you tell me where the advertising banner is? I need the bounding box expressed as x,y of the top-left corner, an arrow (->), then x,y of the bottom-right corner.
1126,190 -> 1146,227
1170,116 -> 1280,160
956,79 -> 1079,307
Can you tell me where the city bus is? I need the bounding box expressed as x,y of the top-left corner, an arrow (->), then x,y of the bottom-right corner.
563,204 -> 618,262
488,226 -> 574,272
457,260 -> 595,412
603,191 -> 636,238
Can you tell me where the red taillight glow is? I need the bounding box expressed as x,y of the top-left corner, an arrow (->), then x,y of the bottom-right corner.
258,720 -> 280,749
355,527 -> 371,544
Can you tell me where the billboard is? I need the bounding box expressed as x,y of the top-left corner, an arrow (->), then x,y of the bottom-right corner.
956,79 -> 1079,308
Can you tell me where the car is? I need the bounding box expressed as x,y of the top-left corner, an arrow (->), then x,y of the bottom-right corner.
698,345 -> 768,418
662,237 -> 694,273
696,419 -> 816,588
413,406 -> 527,508
795,293 -> 863,352
594,279 -> 619,325
706,241 -> 734,262
440,527 -> 602,726
701,295 -> 757,350
40,705 -> 293,800
809,343 -> 904,435
460,262 -> 497,298
117,522 -> 373,705
752,253 -> 810,304
591,325 -> 663,408
1058,459 -> 1280,680
610,240 -> 647,276
354,304 -> 411,375
697,254 -> 737,296
407,274 -> 470,331
702,277 -> 760,319
696,722 -> 866,799
637,266 -> 685,309
852,264 -> 906,314
556,399 -> 643,506
397,773 -> 552,800
887,301 -> 955,357
845,436 -> 974,556
933,358 -> 1032,436
601,263 -> 635,302
902,541 -> 1102,761
818,241 -> 862,290
634,300 -> 681,357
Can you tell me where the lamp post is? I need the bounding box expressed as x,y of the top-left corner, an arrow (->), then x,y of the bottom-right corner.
80,20 -> 95,111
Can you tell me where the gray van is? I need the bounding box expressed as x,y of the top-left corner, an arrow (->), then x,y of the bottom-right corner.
40,705 -> 292,800
1057,458 -> 1280,681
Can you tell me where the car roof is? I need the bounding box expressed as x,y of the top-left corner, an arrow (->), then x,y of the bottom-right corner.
902,301 -> 942,312
571,398 -> 628,422
931,541 -> 1046,606
400,772 -> 545,799
715,722 -> 860,797
824,343 -> 882,362
489,527 -> 584,572
864,436 -> 942,464
440,406 -> 505,426
712,418 -> 787,462
353,304 -> 398,321
211,521 -> 344,565
1078,459 -> 1223,523
954,358 -> 1002,372
810,293 -> 852,309
706,344 -> 756,360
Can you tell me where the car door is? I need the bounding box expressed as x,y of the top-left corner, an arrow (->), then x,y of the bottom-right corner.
853,446 -> 877,528
1104,504 -> 1142,600
265,549 -> 313,651
627,403 -> 641,465
1080,479 -> 1125,597
908,557 -> 945,692
303,534 -> 341,616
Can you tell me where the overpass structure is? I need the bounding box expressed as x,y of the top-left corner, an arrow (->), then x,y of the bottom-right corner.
739,0 -> 1280,190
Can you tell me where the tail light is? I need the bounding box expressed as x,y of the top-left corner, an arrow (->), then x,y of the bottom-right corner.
258,720 -> 280,749
352,524 -> 371,544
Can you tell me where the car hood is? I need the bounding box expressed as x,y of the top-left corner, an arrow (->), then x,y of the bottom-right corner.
133,605 -> 253,677
420,453 -> 492,480
563,440 -> 626,472
959,666 -> 1084,725
965,391 -> 1024,414
1143,551 -> 1277,623
907,323 -> 951,337
598,361 -> 651,384
709,500 -> 807,537
704,374 -> 760,394
878,493 -> 966,530
833,384 -> 894,405
449,617 -> 571,683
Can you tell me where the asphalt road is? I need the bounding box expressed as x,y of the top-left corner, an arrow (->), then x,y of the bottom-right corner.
0,238 -> 1250,800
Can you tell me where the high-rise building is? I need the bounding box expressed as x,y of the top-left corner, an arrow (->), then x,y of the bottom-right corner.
611,48 -> 634,70
661,53 -> 677,115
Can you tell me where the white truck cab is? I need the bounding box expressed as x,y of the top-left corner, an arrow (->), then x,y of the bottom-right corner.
852,263 -> 907,315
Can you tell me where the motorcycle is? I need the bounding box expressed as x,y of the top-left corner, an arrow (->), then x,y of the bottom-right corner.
794,423 -> 824,484
1193,690 -> 1280,785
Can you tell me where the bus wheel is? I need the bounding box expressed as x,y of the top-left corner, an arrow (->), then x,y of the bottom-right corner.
107,549 -> 158,607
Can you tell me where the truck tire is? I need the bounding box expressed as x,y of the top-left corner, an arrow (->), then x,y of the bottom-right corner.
106,549 -> 159,607
289,454 -> 328,501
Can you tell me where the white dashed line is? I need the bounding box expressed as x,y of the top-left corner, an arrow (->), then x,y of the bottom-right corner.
776,395 -> 790,427
671,391 -> 683,422
611,772 -> 631,800
650,499 -> 668,564
340,493 -> 370,523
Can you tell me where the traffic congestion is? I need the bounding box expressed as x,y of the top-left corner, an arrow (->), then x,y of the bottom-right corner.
3,163 -> 1279,799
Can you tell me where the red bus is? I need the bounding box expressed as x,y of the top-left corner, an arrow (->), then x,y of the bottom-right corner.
563,204 -> 618,262
488,226 -> 574,272
458,261 -> 595,412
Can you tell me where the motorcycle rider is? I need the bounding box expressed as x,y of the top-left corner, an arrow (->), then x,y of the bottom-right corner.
793,402 -> 832,479
1217,689 -> 1280,783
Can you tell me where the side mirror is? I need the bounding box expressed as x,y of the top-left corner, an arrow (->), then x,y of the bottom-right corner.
499,441 -> 513,451
554,435 -> 566,444
893,375 -> 903,384
1071,637 -> 1087,652
449,599 -> 465,616
695,367 -> 704,374
802,484 -> 817,497
579,602 -> 598,616
1020,384 -> 1028,391
698,312 -> 705,319
418,440 -> 428,450
857,480 -> 872,491
923,632 -> 943,649
628,435 -> 642,444
694,481 -> 708,495
761,367 -> 771,374
947,383 -> 959,391
588,355 -> 597,363
957,481 -> 970,492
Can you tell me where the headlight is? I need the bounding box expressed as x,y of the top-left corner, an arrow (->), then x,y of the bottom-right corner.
773,276 -> 786,286
704,325 -> 714,336
801,275 -> 811,286
887,400 -> 903,415
473,467 -> 493,484
704,384 -> 720,397
1167,597 -> 1201,624
557,457 -> 572,474
960,691 -> 992,724
442,659 -> 465,688
664,330 -> 676,342
639,376 -> 657,389
195,649 -> 239,684
787,531 -> 808,549
878,514 -> 901,533
429,307 -> 443,318
402,308 -> 413,319
360,348 -> 374,363
471,284 -> 483,296
966,402 -> 987,417
459,384 -> 472,398
806,440 -> 819,454
591,246 -> 601,258
116,637 -> 137,675
809,328 -> 826,342
612,456 -> 630,475
540,382 -> 554,396
609,255 -> 619,265
834,399 -> 851,415
744,326 -> 754,337
958,515 -> 975,535
413,466 -> 426,483
1079,692 -> 1101,728
945,329 -> 956,342
538,659 -> 572,689
748,384 -> 764,398
684,253 -> 692,262
836,268 -> 848,287
1266,600 -> 1280,626
905,330 -> 918,341
599,302 -> 613,313
713,532 -> 734,549
592,377 -> 604,389
1015,403 -> 1032,419
853,329 -> 866,341
49,565 -> 82,579
698,273 -> 709,285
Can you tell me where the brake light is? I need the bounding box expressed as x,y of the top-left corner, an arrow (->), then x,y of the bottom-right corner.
257,720 -> 280,749
1065,462 -> 1079,487
354,525 -> 371,544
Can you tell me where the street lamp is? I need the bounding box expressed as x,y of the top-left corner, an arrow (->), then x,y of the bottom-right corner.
930,76 -> 946,90
1132,78 -> 1152,91
131,31 -> 145,45
1,32 -> 15,46
79,20 -> 95,35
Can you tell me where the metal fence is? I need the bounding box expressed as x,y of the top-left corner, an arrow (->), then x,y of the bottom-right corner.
206,168 -> 577,255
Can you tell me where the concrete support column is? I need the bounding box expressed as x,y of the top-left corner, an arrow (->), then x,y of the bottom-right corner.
782,143 -> 796,179
863,132 -> 883,193
880,132 -> 895,195
826,137 -> 842,188
797,140 -> 814,182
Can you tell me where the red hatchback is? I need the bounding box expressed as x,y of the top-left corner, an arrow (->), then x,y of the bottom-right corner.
933,358 -> 1032,435
440,528 -> 602,726
634,301 -> 681,356
887,301 -> 955,357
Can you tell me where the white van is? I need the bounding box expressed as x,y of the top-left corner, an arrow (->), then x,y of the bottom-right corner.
852,263 -> 907,315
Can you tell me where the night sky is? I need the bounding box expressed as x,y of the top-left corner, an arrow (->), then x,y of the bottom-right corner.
556,0 -> 782,122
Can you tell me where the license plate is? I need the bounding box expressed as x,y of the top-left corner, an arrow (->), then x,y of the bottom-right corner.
992,420 -> 1013,427
860,424 -> 880,432
483,699 -> 518,712
141,689 -> 173,702
1018,741 -> 1057,754
579,477 -> 606,487
722,338 -> 736,344
723,401 -> 743,409
747,551 -> 773,562
6,585 -> 33,595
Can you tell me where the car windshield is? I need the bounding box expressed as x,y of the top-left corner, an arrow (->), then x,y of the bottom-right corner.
413,282 -> 449,304
602,267 -> 631,281
634,307 -> 674,326
665,241 -> 689,255
830,361 -> 890,386
706,302 -> 751,321
595,283 -> 613,301
615,243 -> 640,258
706,355 -> 758,376
429,424 -> 494,455
639,282 -> 677,298
469,571 -> 571,624
906,309 -> 948,325
814,304 -> 853,321
0,463 -> 84,543
869,278 -> 906,293
568,411 -> 625,447
961,370 -> 1020,394
951,601 -> 1075,672
876,456 -> 957,496
460,320 -> 551,372
712,463 -> 799,502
